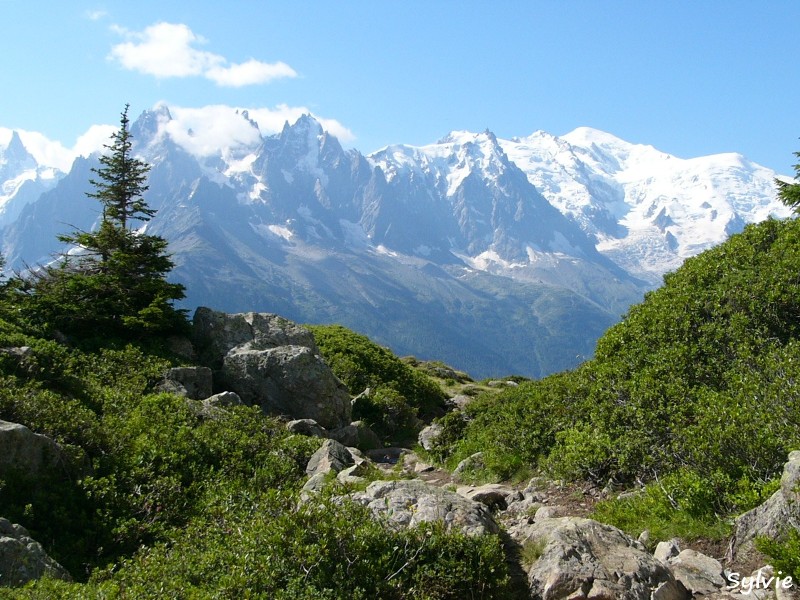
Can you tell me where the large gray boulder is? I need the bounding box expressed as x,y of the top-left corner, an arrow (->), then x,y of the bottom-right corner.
192,308 -> 352,430
223,345 -> 350,428
0,421 -> 67,478
193,307 -> 317,367
734,450 -> 800,556
418,423 -> 443,451
667,549 -> 726,596
350,479 -> 499,537
287,418 -> 329,438
521,517 -> 688,600
456,483 -> 516,511
0,518 -> 71,586
305,439 -> 355,477
329,421 -> 382,451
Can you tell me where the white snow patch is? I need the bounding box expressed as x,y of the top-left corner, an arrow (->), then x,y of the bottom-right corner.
375,245 -> 398,257
249,182 -> 267,202
267,224 -> 294,241
550,231 -> 582,256
339,219 -> 370,248
368,130 -> 507,197
500,127 -> 790,279
223,152 -> 257,176
461,249 -> 526,272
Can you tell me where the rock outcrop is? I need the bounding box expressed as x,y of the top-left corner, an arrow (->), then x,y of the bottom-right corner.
667,548 -> 726,596
193,308 -> 317,366
417,423 -> 443,451
350,479 -> 499,537
305,439 -> 355,477
456,483 -> 516,511
734,450 -> 800,556
0,420 -> 67,478
0,518 -> 71,586
192,307 -> 351,429
519,517 -> 687,600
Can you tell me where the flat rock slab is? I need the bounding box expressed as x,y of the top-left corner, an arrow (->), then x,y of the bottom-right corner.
350,479 -> 499,537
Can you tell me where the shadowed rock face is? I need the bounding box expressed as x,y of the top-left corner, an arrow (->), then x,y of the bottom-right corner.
192,307 -> 351,429
192,307 -> 318,368
0,517 -> 71,586
0,420 -> 67,478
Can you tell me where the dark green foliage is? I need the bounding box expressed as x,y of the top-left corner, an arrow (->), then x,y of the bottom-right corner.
11,491 -> 512,599
439,216 -> 800,523
15,105 -> 186,339
85,105 -> 154,230
96,490 -> 511,599
310,325 -> 447,441
351,384 -> 422,442
437,375 -> 578,482
0,319 -> 314,577
0,291 -> 510,597
590,472 -> 736,544
776,148 -> 800,212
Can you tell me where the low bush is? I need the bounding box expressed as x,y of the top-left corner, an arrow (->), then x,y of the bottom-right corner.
11,490 -> 513,599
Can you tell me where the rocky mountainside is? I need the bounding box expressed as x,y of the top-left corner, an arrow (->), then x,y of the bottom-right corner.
0,131 -> 65,229
501,128 -> 789,283
0,107 -> 787,377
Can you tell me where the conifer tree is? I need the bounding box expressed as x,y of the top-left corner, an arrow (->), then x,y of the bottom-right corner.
24,105 -> 186,337
777,148 -> 800,213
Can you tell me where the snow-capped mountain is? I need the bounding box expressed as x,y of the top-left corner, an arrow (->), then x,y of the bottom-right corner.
0,131 -> 65,228
368,131 -> 640,313
0,107 -> 789,377
501,128 -> 790,283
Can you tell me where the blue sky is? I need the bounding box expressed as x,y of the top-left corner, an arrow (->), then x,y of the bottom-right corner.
1,1 -> 798,173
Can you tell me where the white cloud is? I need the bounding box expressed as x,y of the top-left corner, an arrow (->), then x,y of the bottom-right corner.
0,125 -> 116,172
110,22 -> 220,78
1,129 -> 73,171
109,22 -> 297,87
73,124 -> 118,158
1,103 -> 355,169
85,9 -> 108,21
162,104 -> 263,157
206,59 -> 297,87
158,103 -> 354,157
247,104 -> 355,143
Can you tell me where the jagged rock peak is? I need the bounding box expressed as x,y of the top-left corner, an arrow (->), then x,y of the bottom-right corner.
132,104 -> 174,141
280,114 -> 325,140
0,131 -> 35,168
238,109 -> 259,130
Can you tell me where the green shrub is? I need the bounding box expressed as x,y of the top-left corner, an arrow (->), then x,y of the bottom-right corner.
443,374 -> 580,482
435,217 -> 800,511
352,384 -> 420,443
591,471 -> 732,544
309,324 -> 447,419
11,490 -> 513,599
757,528 -> 800,580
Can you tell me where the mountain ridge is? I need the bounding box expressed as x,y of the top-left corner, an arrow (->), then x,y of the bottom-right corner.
0,107 -> 789,377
